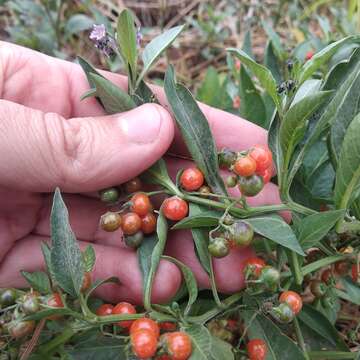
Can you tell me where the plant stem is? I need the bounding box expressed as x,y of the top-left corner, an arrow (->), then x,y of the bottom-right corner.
291,251 -> 303,285
209,257 -> 225,309
294,318 -> 310,360
38,327 -> 75,354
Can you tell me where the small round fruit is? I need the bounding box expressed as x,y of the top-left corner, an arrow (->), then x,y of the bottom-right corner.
112,302 -> 136,328
99,187 -> 120,203
198,185 -> 211,197
160,322 -> 177,332
96,304 -> 114,316
130,318 -> 160,339
238,174 -> 264,197
260,266 -> 280,290
125,177 -> 142,194
334,261 -> 350,276
247,338 -> 267,360
131,193 -> 152,217
218,148 -> 237,168
166,331 -> 192,360
0,289 -> 17,307
233,156 -> 257,177
141,213 -> 157,234
244,257 -> 266,277
305,50 -> 314,61
131,328 -> 158,359
225,174 -> 238,188
180,168 -> 204,191
100,212 -> 122,232
81,272 -> 92,292
163,197 -> 188,221
208,237 -> 229,258
249,145 -> 273,172
279,291 -> 303,314
223,214 -> 235,226
22,292 -> 40,314
273,303 -> 295,323
257,167 -> 272,184
8,320 -> 35,339
122,212 -> 142,235
125,231 -> 144,249
352,263 -> 359,282
310,280 -> 327,298
229,221 -> 254,246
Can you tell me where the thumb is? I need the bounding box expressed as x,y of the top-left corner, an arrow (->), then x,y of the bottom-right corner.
0,100 -> 174,192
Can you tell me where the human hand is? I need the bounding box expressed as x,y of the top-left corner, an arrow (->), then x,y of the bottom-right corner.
0,42 -> 284,304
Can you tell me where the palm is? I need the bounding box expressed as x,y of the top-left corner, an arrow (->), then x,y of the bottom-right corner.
0,42 -> 284,304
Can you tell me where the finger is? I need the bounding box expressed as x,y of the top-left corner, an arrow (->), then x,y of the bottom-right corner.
0,235 -> 181,305
0,100 -> 174,192
0,43 -> 267,154
165,230 -> 255,293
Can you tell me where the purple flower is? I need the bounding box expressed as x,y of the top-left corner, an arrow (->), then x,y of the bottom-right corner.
89,24 -> 116,57
136,27 -> 142,47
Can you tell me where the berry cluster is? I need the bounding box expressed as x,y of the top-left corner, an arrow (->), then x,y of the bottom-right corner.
219,144 -> 273,196
96,303 -> 192,359
99,178 -> 157,249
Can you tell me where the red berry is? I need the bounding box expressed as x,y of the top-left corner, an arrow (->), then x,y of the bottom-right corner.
156,355 -> 172,360
131,193 -> 152,217
165,331 -> 192,360
47,292 -> 64,320
8,320 -> 35,339
130,318 -> 160,339
81,272 -> 92,292
233,156 -> 257,177
160,322 -> 177,332
247,339 -> 267,360
249,145 -> 272,172
352,263 -> 359,282
112,302 -> 136,328
244,257 -> 266,277
131,328 -> 158,359
334,261 -> 350,276
305,50 -> 314,61
256,167 -> 272,184
96,304 -> 114,316
321,269 -> 334,284
163,196 -> 188,221
180,168 -> 204,191
122,212 -> 142,235
141,213 -> 157,234
279,291 -> 303,315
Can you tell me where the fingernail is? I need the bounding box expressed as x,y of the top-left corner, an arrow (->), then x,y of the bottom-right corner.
119,104 -> 162,144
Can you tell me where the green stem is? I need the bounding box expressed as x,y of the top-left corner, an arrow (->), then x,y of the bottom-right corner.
38,327 -> 75,354
291,251 -> 303,285
294,318 -> 310,360
209,257 -> 225,309
288,201 -> 317,215
308,352 -> 358,359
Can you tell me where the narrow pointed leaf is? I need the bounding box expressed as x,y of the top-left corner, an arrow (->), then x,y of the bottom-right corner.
20,271 -> 51,294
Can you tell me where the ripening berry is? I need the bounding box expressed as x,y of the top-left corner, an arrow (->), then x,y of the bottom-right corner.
131,193 -> 152,217
180,168 -> 204,191
247,339 -> 267,360
163,196 -> 188,221
112,302 -> 136,328
233,156 -> 257,177
279,290 -> 303,314
122,212 -> 142,235
165,331 -> 192,360
249,145 -> 273,172
100,212 -> 122,232
305,50 -> 314,61
125,177 -> 142,194
131,329 -> 158,359
96,304 -> 114,316
130,318 -> 160,339
244,257 -> 266,277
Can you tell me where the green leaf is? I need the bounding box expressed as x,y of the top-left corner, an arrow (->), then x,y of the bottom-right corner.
298,304 -> 348,351
83,245 -> 96,273
20,271 -> 51,294
227,48 -> 282,115
117,9 -> 137,77
132,80 -> 157,105
161,256 -> 198,316
340,276 -> 360,305
172,210 -> 220,229
164,66 -> 227,196
242,304 -> 306,360
138,212 -> 168,309
244,215 -> 305,255
268,114 -> 284,188
41,242 -> 56,285
297,210 -> 345,249
264,40 -> 282,83
287,54 -> 360,187
262,22 -> 284,60
196,67 -> 221,107
334,114 -> 360,212
242,30 -> 254,58
88,73 -> 136,114
137,25 -> 184,86
50,189 -> 84,297
77,56 -> 104,90
292,80 -> 322,106
298,36 -> 360,85
186,324 -> 213,360
210,336 -> 234,360
239,66 -> 267,127
280,91 -> 331,170
65,14 -> 93,36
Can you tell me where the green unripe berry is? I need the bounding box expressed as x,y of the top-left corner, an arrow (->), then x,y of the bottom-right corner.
208,237 -> 229,258
124,231 -> 144,249
0,289 -> 17,307
218,148 -> 237,168
229,221 -> 254,246
99,187 -> 120,203
238,174 -> 264,197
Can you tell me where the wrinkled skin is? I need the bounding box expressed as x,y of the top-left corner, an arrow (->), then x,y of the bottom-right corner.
0,42 -> 287,304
